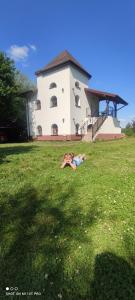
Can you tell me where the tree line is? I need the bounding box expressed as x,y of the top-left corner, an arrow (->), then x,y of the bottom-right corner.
122,120 -> 135,136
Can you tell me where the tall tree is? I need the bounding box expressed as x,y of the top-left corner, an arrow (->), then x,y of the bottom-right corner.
0,51 -> 35,130
14,70 -> 36,129
0,52 -> 18,123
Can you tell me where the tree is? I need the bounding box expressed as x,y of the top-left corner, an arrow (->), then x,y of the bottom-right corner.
0,52 -> 18,123
0,51 -> 35,138
125,122 -> 131,129
14,70 -> 36,129
131,119 -> 135,132
124,120 -> 135,136
15,70 -> 35,93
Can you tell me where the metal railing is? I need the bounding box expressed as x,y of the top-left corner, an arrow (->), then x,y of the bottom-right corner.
79,109 -> 107,138
79,108 -> 99,132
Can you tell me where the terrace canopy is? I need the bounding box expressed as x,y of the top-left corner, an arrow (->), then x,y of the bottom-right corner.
85,88 -> 128,117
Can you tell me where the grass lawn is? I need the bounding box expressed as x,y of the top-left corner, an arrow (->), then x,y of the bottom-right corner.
0,138 -> 135,299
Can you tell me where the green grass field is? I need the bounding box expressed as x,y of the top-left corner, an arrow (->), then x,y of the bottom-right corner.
0,138 -> 135,299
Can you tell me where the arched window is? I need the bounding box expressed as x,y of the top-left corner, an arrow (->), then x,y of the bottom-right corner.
75,123 -> 80,135
50,96 -> 57,107
37,125 -> 42,136
49,82 -> 57,89
75,81 -> 80,89
75,95 -> 80,107
36,100 -> 41,110
51,124 -> 58,135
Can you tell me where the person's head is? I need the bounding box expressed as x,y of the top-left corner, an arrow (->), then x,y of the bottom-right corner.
68,153 -> 73,161
64,153 -> 72,163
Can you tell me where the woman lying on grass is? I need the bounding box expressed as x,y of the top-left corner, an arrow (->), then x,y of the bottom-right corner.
60,153 -> 86,170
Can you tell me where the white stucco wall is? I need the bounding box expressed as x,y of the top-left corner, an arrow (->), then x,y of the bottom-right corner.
69,66 -> 90,134
29,64 -> 101,137
95,116 -> 121,137
34,66 -> 71,135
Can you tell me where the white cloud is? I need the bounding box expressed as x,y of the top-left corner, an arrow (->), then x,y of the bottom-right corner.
7,44 -> 37,62
8,45 -> 29,61
30,44 -> 37,51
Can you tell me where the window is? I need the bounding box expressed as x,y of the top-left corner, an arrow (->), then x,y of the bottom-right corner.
36,100 -> 41,110
50,96 -> 57,107
75,81 -> 80,89
75,123 -> 80,135
75,95 -> 80,107
51,124 -> 58,135
49,82 -> 57,89
37,125 -> 42,136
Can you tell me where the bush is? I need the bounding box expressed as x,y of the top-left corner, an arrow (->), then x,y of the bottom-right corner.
122,127 -> 135,136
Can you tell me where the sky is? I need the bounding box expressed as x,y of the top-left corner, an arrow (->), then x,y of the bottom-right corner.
0,0 -> 135,127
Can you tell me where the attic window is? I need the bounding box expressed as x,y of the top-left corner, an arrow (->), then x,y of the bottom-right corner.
75,81 -> 80,89
49,82 -> 57,89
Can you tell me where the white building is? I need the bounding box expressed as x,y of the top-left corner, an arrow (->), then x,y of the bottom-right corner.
27,50 -> 128,141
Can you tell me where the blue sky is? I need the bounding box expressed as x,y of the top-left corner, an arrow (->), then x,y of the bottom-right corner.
1,0 -> 135,127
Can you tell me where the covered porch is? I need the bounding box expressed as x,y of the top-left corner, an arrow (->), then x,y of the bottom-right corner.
85,88 -> 128,118
81,88 -> 128,141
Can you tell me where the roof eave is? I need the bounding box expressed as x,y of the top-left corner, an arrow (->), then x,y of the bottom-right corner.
85,88 -> 128,106
35,61 -> 91,79
115,96 -> 128,106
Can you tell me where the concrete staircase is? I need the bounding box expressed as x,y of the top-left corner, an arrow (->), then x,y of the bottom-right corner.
92,115 -> 107,139
81,115 -> 107,142
82,126 -> 92,141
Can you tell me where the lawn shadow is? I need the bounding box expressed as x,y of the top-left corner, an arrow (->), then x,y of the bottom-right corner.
0,181 -> 102,299
0,145 -> 37,164
90,252 -> 135,300
123,234 -> 135,268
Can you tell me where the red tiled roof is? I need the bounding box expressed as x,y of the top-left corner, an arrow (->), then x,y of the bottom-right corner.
35,50 -> 91,78
85,88 -> 128,105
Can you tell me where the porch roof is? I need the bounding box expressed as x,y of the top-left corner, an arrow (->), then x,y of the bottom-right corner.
85,88 -> 128,106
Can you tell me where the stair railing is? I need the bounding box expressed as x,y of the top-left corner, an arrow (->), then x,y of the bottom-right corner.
92,115 -> 107,138
79,108 -> 99,133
